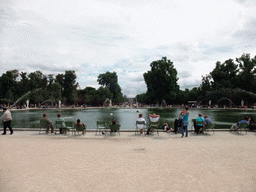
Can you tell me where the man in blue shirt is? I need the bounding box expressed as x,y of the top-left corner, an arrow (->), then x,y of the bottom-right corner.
204,115 -> 212,128
230,117 -> 249,131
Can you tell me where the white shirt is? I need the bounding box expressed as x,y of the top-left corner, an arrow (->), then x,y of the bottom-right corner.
149,116 -> 159,123
2,110 -> 12,122
136,117 -> 146,129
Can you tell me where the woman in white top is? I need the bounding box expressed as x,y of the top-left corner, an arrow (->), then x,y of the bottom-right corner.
136,114 -> 146,134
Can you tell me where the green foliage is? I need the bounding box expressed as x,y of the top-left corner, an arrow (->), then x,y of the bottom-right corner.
199,53 -> 256,105
0,70 -> 77,106
0,71 -> 18,101
143,57 -> 179,104
1,53 -> 256,107
51,82 -> 62,102
210,59 -> 238,89
97,71 -> 123,103
236,53 -> 256,93
63,70 -> 77,104
28,71 -> 47,90
136,93 -> 150,104
97,86 -> 113,104
20,72 -> 29,97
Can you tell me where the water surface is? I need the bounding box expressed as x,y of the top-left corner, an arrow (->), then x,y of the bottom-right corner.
8,108 -> 256,129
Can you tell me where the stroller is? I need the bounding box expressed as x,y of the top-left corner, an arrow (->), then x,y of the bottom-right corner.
174,115 -> 183,134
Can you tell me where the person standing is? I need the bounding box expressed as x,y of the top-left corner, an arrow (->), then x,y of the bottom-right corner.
1,108 -> 14,135
180,107 -> 189,138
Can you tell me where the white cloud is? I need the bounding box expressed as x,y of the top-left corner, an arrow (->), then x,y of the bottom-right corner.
1,0 -> 256,97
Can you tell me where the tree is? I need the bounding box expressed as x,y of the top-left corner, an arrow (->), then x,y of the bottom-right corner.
236,53 -> 256,93
210,59 -> 238,89
96,86 -> 113,105
82,87 -> 97,106
28,71 -> 47,90
20,72 -> 29,97
135,93 -> 150,104
51,82 -> 62,102
0,70 -> 18,101
97,71 -> 123,103
63,71 -> 77,104
143,57 -> 179,104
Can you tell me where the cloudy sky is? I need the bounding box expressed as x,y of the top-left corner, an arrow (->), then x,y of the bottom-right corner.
1,0 -> 256,97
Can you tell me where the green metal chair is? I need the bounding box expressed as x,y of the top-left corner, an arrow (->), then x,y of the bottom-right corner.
237,123 -> 248,134
136,120 -> 146,134
109,124 -> 120,135
65,121 -> 74,135
55,120 -> 67,134
149,121 -> 159,136
72,123 -> 86,136
191,119 -> 196,132
202,123 -> 215,135
96,121 -> 108,135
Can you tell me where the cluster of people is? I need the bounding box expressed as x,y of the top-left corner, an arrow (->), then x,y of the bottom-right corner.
2,106 -> 256,136
40,113 -> 86,134
136,113 -> 161,135
230,116 -> 256,131
136,107 -> 216,138
135,108 -> 191,137
166,107 -> 191,138
193,113 -> 212,134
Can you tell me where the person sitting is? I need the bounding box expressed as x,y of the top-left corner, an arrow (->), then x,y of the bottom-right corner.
195,113 -> 204,134
136,114 -> 146,134
204,115 -> 212,128
74,119 -> 86,134
56,113 -> 66,134
230,117 -> 249,131
109,119 -> 120,133
40,113 -> 54,133
147,113 -> 160,134
163,123 -> 172,132
248,117 -> 256,131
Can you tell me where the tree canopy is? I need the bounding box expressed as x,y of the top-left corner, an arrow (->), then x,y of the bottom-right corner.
199,53 -> 256,106
2,53 -> 256,107
143,57 -> 179,104
97,71 -> 123,103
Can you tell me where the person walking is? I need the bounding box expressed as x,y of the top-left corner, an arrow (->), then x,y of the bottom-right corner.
180,107 -> 189,138
1,107 -> 14,135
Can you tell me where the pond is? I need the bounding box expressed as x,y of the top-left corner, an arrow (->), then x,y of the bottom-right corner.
6,107 -> 256,130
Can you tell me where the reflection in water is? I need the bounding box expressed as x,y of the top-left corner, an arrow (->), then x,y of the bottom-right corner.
9,108 -> 256,129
